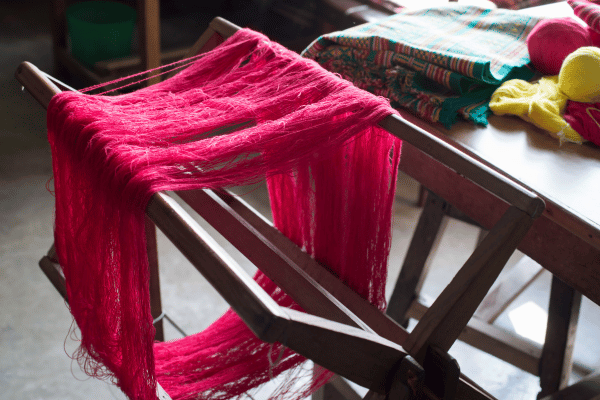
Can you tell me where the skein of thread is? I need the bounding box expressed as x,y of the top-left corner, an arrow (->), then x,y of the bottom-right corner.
565,100 -> 600,146
527,17 -> 592,75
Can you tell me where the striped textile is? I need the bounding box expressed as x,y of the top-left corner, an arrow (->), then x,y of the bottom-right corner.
303,5 -> 539,127
367,0 -> 404,13
366,0 -> 561,12
569,0 -> 600,32
489,0 -> 563,10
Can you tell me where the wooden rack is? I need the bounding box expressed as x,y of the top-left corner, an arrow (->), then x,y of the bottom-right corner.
17,16 -> 548,400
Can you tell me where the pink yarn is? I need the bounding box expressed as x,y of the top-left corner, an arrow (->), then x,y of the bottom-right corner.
569,0 -> 600,36
527,17 -> 592,75
587,25 -> 600,46
565,100 -> 600,146
48,29 -> 401,400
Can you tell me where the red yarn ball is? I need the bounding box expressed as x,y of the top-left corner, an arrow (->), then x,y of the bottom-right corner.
527,17 -> 592,76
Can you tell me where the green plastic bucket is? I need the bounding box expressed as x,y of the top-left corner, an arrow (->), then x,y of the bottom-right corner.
66,1 -> 137,67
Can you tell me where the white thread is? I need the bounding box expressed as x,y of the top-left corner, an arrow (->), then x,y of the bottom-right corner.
267,340 -> 287,381
556,124 -> 582,145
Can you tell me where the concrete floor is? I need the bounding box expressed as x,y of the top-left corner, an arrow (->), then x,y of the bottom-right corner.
2,1 -> 600,399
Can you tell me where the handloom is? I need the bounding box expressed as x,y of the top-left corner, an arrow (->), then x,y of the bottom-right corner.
302,5 -> 539,128
19,17 -> 549,400
46,28 -> 401,400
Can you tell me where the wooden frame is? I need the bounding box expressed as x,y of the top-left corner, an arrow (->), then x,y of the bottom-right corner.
17,16 -> 546,400
387,190 -> 592,385
391,138 -> 595,394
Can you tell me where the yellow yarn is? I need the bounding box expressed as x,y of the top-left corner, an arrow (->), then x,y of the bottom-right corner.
558,46 -> 600,103
489,76 -> 583,144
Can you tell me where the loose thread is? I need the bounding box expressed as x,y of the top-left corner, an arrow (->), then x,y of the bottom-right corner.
91,59 -> 199,96
268,339 -> 287,382
45,176 -> 55,196
43,71 -> 79,93
80,52 -> 206,95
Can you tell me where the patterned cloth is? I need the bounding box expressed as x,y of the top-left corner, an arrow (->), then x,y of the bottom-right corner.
569,0 -> 600,32
490,0 -> 563,10
365,0 -> 562,12
303,5 -> 540,127
367,0 -> 403,13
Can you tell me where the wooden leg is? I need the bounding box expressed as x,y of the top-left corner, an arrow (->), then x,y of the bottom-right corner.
386,191 -> 447,326
138,0 -> 161,85
538,276 -> 582,398
312,374 -> 361,400
145,217 -> 164,342
538,371 -> 600,400
476,229 -> 488,246
39,244 -> 68,301
417,185 -> 428,207
50,0 -> 67,77
404,206 -> 535,363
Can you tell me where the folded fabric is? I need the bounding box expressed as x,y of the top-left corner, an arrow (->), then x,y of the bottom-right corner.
489,76 -> 583,143
565,100 -> 600,146
303,5 -> 539,128
490,0 -> 563,10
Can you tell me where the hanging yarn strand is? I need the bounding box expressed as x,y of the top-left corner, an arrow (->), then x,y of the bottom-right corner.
80,52 -> 206,95
48,29 -> 401,400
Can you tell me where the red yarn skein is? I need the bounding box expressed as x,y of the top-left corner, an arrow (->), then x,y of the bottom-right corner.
565,101 -> 600,146
527,17 -> 592,75
588,25 -> 600,46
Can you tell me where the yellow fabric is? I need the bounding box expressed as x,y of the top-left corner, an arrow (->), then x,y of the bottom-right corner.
559,46 -> 600,103
489,76 -> 583,144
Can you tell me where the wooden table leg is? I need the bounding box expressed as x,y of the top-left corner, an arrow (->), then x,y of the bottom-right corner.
386,191 -> 447,326
312,374 -> 361,400
538,371 -> 600,400
145,216 -> 164,342
538,276 -> 582,398
404,206 -> 535,362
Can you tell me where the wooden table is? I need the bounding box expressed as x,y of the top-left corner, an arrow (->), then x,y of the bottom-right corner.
398,104 -> 600,302
388,2 -> 600,397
